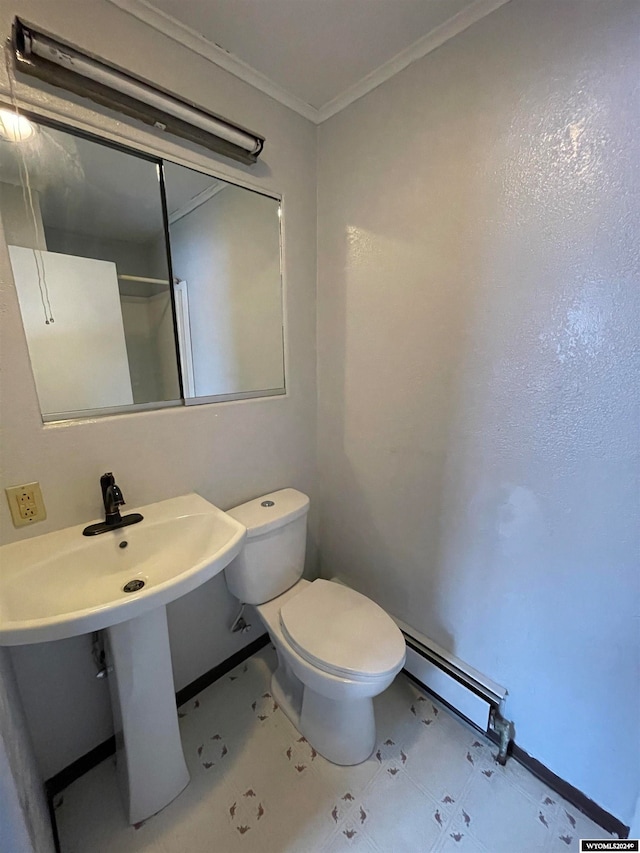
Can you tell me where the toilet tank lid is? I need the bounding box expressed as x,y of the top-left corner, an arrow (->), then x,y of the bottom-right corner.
226,488 -> 310,538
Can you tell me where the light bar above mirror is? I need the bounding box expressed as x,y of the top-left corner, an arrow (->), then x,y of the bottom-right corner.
11,17 -> 265,165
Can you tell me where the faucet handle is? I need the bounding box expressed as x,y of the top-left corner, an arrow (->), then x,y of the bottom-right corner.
110,484 -> 125,507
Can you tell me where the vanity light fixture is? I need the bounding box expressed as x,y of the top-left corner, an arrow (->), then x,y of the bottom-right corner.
11,17 -> 264,165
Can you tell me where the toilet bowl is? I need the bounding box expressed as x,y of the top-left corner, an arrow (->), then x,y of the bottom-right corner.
258,578 -> 405,764
224,489 -> 406,765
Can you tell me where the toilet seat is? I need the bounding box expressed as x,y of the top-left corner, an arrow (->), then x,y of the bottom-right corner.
279,579 -> 406,681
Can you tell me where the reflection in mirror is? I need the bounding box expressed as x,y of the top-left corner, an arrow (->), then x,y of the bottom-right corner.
163,161 -> 284,401
0,114 -> 180,419
0,111 -> 286,421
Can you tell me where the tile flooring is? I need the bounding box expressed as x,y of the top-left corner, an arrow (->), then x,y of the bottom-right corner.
55,646 -> 611,853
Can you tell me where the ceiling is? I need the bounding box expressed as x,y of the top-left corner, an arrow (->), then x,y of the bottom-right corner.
109,0 -> 510,122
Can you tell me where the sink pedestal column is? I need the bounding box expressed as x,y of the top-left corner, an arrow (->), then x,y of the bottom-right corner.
106,606 -> 189,824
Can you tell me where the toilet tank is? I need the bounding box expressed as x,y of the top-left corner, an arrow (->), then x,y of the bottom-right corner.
224,489 -> 310,605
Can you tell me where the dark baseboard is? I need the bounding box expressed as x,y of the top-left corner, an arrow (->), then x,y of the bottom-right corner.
46,785 -> 61,853
404,668 -> 630,840
44,633 -> 269,851
485,729 -> 629,840
45,735 -> 117,802
175,633 -> 269,707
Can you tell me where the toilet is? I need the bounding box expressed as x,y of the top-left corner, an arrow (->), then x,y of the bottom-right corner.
224,488 -> 406,765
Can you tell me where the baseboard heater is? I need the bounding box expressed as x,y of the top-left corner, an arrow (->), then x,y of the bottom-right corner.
394,620 -> 630,837
391,614 -> 514,764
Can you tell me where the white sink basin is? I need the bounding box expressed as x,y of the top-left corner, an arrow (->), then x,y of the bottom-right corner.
0,493 -> 246,644
0,491 -> 247,824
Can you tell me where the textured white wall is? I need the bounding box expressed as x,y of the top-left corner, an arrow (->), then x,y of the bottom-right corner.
317,0 -> 639,824
0,0 -> 317,778
630,793 -> 640,841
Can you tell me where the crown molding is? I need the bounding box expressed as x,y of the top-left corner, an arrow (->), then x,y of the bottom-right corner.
107,0 -> 511,126
106,0 -> 319,122
167,180 -> 227,225
315,0 -> 511,122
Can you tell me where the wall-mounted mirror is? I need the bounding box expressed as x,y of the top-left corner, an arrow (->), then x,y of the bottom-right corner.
0,111 -> 285,421
163,162 -> 284,402
0,119 -> 180,418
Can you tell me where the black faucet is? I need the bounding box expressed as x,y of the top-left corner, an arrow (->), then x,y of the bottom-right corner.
101,473 -> 125,525
83,472 -> 144,536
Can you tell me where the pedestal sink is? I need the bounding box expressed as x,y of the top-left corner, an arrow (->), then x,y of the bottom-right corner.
0,493 -> 246,823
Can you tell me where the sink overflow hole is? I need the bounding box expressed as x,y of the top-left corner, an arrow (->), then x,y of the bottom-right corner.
123,579 -> 145,593
119,541 -> 128,549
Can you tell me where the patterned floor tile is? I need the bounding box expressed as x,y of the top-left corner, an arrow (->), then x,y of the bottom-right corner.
433,826 -> 490,853
458,768 -> 554,852
56,647 -> 613,853
373,672 -> 427,739
546,804 -> 612,853
401,706 -> 479,802
354,766 -> 442,852
305,747 -> 383,802
319,825 -> 382,852
242,762 -> 347,852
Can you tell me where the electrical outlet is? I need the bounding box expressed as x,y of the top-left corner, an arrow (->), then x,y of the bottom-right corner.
5,482 -> 47,527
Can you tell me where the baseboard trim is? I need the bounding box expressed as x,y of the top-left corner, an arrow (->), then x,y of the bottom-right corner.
404,668 -> 629,840
45,783 -> 62,853
175,634 -> 269,707
486,730 -> 629,840
44,633 -> 269,851
45,734 -> 117,801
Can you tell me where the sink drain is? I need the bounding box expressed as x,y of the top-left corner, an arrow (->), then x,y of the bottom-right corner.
123,579 -> 145,593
